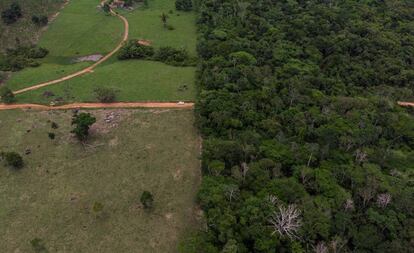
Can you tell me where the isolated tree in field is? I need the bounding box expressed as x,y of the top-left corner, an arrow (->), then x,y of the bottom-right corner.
140,191 -> 154,209
71,113 -> 96,141
160,13 -> 168,28
0,87 -> 15,104
1,151 -> 24,169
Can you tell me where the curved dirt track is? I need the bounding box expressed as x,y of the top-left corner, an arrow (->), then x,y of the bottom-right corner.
13,7 -> 129,95
0,102 -> 194,111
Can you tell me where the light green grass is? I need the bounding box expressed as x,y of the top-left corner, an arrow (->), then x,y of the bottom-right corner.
122,0 -> 197,55
15,59 -> 196,103
0,109 -> 201,253
6,0 -> 197,103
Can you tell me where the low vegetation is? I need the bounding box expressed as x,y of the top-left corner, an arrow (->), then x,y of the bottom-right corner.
118,40 -> 195,66
1,2 -> 22,25
0,109 -> 200,252
0,45 -> 48,71
0,86 -> 15,103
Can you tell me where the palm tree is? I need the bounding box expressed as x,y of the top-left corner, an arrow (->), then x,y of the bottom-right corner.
160,12 -> 168,28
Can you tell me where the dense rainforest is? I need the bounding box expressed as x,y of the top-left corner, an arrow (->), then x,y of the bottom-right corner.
189,0 -> 414,252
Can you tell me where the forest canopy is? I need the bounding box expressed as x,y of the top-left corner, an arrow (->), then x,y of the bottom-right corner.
190,0 -> 414,252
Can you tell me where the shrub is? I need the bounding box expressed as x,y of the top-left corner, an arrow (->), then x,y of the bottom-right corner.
0,86 -> 15,104
154,46 -> 190,65
140,191 -> 154,209
94,87 -> 117,103
32,15 -> 48,26
0,45 -> 48,71
48,133 -> 55,140
1,151 -> 24,169
30,238 -> 48,253
1,2 -> 22,25
175,0 -> 192,11
51,122 -> 59,129
118,40 -> 155,60
71,113 -> 96,141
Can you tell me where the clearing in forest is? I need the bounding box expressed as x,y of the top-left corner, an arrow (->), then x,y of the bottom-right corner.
0,109 -> 201,253
5,0 -> 197,104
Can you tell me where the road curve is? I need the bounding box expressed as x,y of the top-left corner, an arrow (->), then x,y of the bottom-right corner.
0,102 -> 194,111
13,7 -> 129,95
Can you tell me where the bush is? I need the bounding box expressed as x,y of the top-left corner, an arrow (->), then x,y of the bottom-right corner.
154,46 -> 190,65
175,0 -> 192,11
71,113 -> 96,141
32,15 -> 48,26
48,132 -> 55,140
0,45 -> 48,71
1,2 -> 22,25
94,87 -> 117,103
30,238 -> 48,253
0,86 -> 15,104
118,40 -> 155,60
140,191 -> 154,209
1,151 -> 24,169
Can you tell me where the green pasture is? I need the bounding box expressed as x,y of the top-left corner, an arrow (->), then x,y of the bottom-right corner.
0,109 -> 201,253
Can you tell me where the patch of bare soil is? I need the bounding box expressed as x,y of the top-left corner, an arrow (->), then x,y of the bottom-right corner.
74,54 -> 104,63
137,39 -> 152,46
89,109 -> 133,134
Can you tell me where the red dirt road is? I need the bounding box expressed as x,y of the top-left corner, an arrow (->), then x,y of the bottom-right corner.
398,102 -> 414,107
13,7 -> 129,95
0,102 -> 194,111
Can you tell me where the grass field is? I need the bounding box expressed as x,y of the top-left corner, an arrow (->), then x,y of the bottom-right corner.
0,0 -> 64,51
0,109 -> 201,253
4,0 -> 197,103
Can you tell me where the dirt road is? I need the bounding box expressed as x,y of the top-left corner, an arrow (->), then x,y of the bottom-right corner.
0,102 -> 194,111
13,7 -> 129,95
398,102 -> 414,107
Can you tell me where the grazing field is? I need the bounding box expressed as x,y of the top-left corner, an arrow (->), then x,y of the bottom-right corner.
5,0 -> 197,103
15,59 -> 196,104
0,109 -> 201,253
0,0 -> 64,51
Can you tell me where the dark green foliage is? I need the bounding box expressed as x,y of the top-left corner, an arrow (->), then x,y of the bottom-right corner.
0,45 -> 48,71
154,46 -> 191,66
94,87 -> 117,103
1,151 -> 23,169
48,132 -> 55,140
175,0 -> 192,11
118,41 -> 194,66
71,113 -> 96,141
1,2 -> 22,25
102,3 -> 110,13
31,15 -> 48,26
30,238 -> 48,253
140,191 -> 154,209
51,122 -> 58,129
118,40 -> 155,60
193,0 -> 414,252
0,86 -> 15,104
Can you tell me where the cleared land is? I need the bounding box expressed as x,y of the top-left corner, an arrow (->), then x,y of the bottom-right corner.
5,0 -> 197,103
0,109 -> 201,253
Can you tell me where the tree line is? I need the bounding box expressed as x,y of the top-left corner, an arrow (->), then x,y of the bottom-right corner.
184,0 -> 414,252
